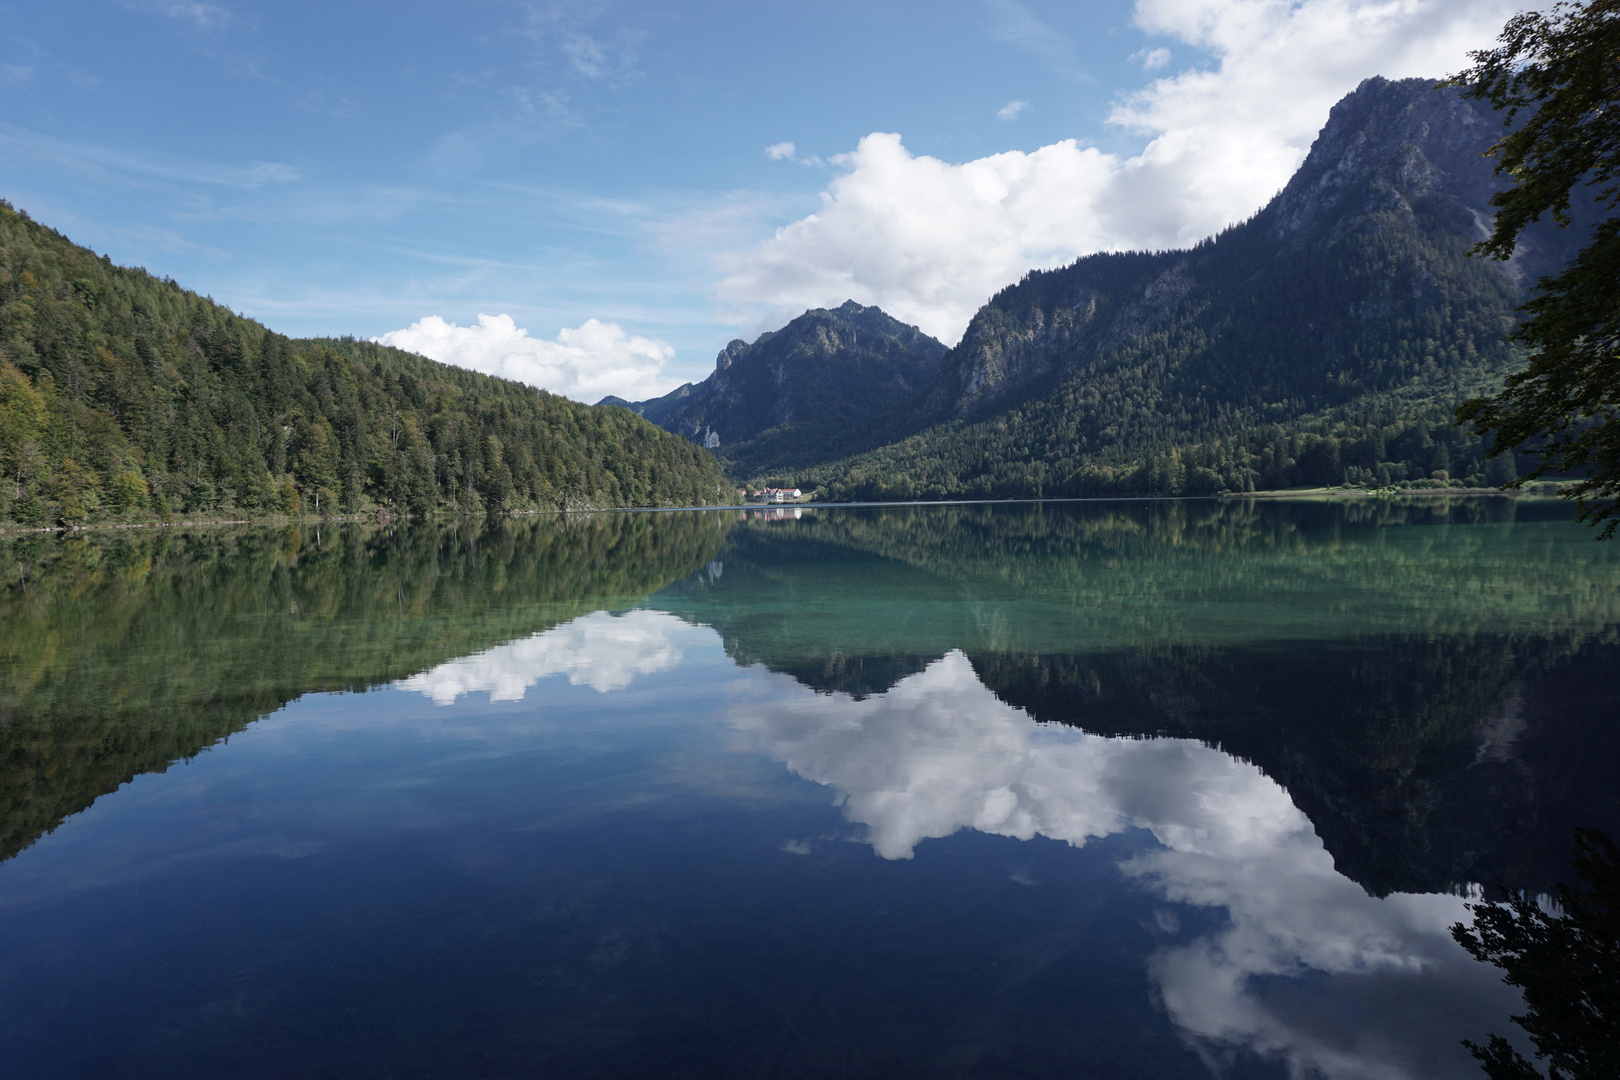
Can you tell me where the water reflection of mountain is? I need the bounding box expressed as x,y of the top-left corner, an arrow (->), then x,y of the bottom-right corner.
970,637 -> 1620,896
652,498 -> 1620,895
727,650 -> 1521,1080
0,513 -> 729,862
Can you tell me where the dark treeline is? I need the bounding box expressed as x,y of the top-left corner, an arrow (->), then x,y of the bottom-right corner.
0,201 -> 728,526
802,409 -> 1518,502
0,511 -> 732,863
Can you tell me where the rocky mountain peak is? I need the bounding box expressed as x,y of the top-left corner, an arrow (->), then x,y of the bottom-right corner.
615,300 -> 946,465
1266,76 -> 1498,246
715,339 -> 748,373
891,71 -> 1615,443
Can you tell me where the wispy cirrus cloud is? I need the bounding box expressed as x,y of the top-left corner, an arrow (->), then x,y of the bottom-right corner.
114,0 -> 272,83
984,0 -> 1089,82
118,0 -> 235,31
428,4 -> 647,157
502,0 -> 647,113
0,124 -> 298,188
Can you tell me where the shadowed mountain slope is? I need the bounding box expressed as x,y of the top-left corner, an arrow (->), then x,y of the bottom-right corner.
604,301 -> 946,479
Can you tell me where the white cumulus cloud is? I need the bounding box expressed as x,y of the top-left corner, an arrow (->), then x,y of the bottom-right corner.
717,133 -> 1120,344
716,0 -> 1522,345
374,313 -> 677,403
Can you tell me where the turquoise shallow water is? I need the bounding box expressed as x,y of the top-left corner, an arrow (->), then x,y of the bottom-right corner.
0,497 -> 1615,1078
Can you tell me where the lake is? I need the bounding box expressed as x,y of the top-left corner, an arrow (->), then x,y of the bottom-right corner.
2,496 -> 1615,1079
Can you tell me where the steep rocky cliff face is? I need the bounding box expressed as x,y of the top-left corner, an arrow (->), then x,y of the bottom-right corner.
1265,74 -> 1597,281
919,76 -> 1564,425
1267,74 -> 1501,248
916,251 -> 1173,421
610,301 -> 945,458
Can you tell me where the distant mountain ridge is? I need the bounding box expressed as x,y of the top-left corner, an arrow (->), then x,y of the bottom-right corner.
784,76 -> 1599,500
638,78 -> 1598,500
601,301 -> 946,478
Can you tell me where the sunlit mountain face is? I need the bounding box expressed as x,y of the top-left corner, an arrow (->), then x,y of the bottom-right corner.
2,498 -> 1613,1078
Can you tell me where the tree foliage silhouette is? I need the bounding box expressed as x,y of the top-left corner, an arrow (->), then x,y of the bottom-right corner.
1448,0 -> 1620,535
1452,829 -> 1620,1079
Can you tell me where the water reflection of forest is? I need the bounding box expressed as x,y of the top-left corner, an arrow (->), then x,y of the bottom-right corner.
0,513 -> 730,863
3,497 -> 1616,897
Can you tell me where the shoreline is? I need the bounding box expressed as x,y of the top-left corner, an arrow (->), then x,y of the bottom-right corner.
0,485 -> 1572,536
1219,484 -> 1561,500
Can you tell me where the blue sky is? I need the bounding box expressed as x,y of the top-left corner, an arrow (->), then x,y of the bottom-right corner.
0,0 -> 1519,401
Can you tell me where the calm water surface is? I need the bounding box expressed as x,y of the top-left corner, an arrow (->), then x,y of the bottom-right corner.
2,498 -> 1616,1079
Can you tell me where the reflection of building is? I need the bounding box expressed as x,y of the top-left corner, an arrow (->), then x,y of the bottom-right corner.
752,507 -> 802,522
755,487 -> 802,503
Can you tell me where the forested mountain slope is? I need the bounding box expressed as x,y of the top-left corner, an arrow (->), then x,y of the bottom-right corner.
0,202 -> 729,526
783,78 -> 1599,500
603,301 -> 946,478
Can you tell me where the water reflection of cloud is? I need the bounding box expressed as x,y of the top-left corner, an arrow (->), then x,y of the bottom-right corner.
397,610 -> 687,705
730,651 -> 1516,1080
